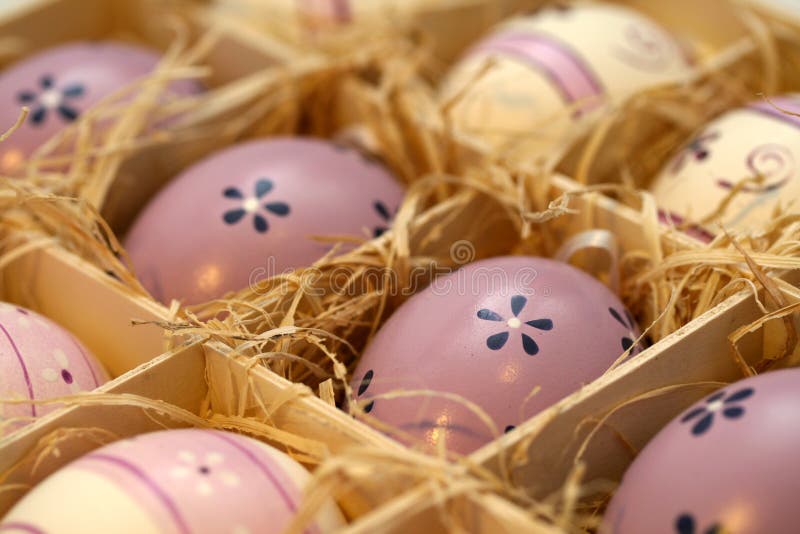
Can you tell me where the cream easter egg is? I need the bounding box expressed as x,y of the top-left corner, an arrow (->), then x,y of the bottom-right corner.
651,95 -> 800,236
0,429 -> 345,533
0,302 -> 109,433
440,3 -> 691,162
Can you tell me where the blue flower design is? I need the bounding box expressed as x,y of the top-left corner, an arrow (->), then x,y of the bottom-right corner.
675,513 -> 722,534
669,131 -> 720,174
222,178 -> 290,234
477,295 -> 553,356
17,74 -> 85,127
609,307 -> 638,352
372,200 -> 396,238
680,387 -> 754,436
355,369 -> 375,413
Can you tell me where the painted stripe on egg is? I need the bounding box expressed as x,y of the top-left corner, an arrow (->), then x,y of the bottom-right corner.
68,334 -> 101,388
0,522 -> 46,533
86,453 -> 191,534
748,101 -> 800,130
469,32 -> 605,116
207,432 -> 321,534
0,322 -> 36,417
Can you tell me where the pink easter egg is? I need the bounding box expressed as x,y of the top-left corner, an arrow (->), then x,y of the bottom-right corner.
0,302 -> 109,431
350,256 -> 640,454
1,428 -> 345,533
124,137 -> 405,305
0,41 -> 201,174
604,368 -> 800,534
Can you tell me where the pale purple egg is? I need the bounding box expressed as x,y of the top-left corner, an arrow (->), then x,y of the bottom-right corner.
350,256 -> 640,454
0,302 -> 109,432
1,429 -> 345,533
124,138 -> 405,305
604,368 -> 800,534
0,41 -> 201,174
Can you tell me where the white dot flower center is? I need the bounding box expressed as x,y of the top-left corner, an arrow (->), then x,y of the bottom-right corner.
507,317 -> 521,329
707,400 -> 724,412
242,197 -> 259,213
39,89 -> 61,109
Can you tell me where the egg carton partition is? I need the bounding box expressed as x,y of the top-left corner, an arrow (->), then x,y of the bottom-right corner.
0,337 -> 546,532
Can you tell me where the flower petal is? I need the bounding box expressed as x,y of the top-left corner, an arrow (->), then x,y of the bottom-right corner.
52,348 -> 69,368
264,202 -> 290,216
223,209 -> 246,225
373,226 -> 388,238
724,388 -> 754,403
675,514 -> 695,534
40,75 -> 53,89
223,187 -> 243,199
358,370 -> 374,396
621,337 -> 634,351
374,201 -> 391,221
196,480 -> 213,496
706,391 -> 726,403
477,309 -> 503,322
504,425 -> 516,434
41,368 -> 59,382
62,84 -> 85,98
681,407 -> 706,423
511,295 -> 527,317
722,406 -> 744,419
17,91 -> 36,103
486,332 -> 509,350
57,105 -> 79,122
254,179 -> 273,198
253,214 -> 268,233
521,333 -> 539,356
608,307 -> 627,327
364,400 -> 375,413
30,107 -> 47,125
525,318 -> 553,330
691,413 -> 714,436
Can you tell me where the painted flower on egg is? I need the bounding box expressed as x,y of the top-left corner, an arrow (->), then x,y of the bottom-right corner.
222,178 -> 291,234
17,74 -> 85,126
477,295 -> 553,355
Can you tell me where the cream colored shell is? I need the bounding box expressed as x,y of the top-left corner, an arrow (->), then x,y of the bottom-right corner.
440,3 -> 691,164
650,103 -> 800,233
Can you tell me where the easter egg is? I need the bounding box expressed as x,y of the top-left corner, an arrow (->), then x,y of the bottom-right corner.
0,428 -> 345,533
440,3 -> 691,162
651,95 -> 800,237
124,137 -> 405,305
350,256 -> 640,454
0,302 -> 109,432
604,368 -> 800,534
0,41 -> 201,174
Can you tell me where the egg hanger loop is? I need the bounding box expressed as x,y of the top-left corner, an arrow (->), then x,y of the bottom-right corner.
554,229 -> 620,293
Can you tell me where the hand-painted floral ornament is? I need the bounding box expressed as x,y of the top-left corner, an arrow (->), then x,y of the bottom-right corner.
125,137 -> 405,305
440,3 -> 691,163
0,41 -> 201,174
350,256 -> 640,454
0,429 -> 345,533
0,302 -> 108,434
651,95 -> 800,238
604,368 -> 800,534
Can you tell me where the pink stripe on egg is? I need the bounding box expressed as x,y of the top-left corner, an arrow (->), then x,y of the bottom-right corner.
748,100 -> 800,130
0,523 -> 46,533
0,322 -> 36,417
208,432 -> 319,534
86,453 -> 191,534
470,32 -> 605,116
